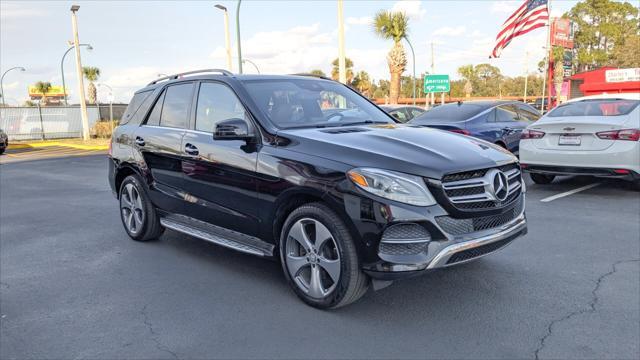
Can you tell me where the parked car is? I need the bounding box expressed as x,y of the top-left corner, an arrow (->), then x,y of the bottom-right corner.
530,97 -> 555,114
410,100 -> 541,155
109,70 -> 527,309
379,105 -> 426,123
0,129 -> 7,154
520,93 -> 640,188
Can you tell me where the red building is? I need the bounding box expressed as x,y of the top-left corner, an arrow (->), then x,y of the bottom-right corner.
569,67 -> 640,99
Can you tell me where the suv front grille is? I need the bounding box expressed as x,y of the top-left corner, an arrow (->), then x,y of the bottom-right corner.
435,197 -> 524,235
441,163 -> 522,211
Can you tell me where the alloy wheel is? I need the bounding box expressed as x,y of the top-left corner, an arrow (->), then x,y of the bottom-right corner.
285,218 -> 341,299
120,183 -> 145,235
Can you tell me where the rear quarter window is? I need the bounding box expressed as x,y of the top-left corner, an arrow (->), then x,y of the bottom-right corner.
548,99 -> 640,117
120,90 -> 153,125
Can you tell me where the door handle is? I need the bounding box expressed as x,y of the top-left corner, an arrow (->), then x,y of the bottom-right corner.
184,143 -> 199,156
135,136 -> 145,146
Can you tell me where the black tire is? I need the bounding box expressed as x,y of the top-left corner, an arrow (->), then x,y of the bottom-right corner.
118,175 -> 164,241
530,173 -> 555,184
279,202 -> 369,309
0,148 -> 4,155
631,180 -> 640,191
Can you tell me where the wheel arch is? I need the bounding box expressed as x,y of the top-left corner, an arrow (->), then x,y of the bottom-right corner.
114,163 -> 144,198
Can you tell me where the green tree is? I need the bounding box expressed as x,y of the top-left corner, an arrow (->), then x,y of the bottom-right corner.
82,66 -> 101,104
457,65 -> 476,97
309,69 -> 327,77
330,58 -> 354,84
567,0 -> 639,71
610,34 -> 640,68
352,71 -> 372,97
34,81 -> 52,106
373,10 -> 409,104
551,46 -> 565,102
22,100 -> 37,107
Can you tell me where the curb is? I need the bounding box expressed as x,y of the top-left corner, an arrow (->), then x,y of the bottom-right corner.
8,142 -> 108,151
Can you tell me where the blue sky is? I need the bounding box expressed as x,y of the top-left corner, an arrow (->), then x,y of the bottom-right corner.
0,0 -> 579,104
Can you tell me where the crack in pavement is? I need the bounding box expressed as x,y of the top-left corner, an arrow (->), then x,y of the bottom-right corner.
141,303 -> 180,359
533,259 -> 640,360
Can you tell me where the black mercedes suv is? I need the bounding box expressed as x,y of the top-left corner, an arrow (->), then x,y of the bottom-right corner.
108,69 -> 527,309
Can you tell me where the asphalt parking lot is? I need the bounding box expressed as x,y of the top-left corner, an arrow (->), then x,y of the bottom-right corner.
1,154 -> 638,359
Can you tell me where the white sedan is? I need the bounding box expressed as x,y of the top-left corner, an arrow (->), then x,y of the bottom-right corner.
520,93 -> 640,188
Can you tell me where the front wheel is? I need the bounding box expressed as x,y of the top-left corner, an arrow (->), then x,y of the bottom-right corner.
280,203 -> 369,309
119,175 -> 164,241
530,173 -> 555,184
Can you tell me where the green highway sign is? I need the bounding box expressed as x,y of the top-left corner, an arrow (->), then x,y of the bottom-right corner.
424,74 -> 450,93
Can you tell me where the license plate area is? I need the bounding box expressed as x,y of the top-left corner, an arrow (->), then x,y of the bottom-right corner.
559,134 -> 581,146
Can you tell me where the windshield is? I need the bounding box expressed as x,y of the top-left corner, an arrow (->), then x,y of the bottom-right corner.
410,103 -> 488,123
242,79 -> 393,129
548,99 -> 640,117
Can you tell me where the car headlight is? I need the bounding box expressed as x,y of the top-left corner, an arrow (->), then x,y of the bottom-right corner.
347,167 -> 436,206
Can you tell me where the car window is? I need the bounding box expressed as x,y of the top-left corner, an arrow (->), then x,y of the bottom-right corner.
495,105 -> 519,122
121,90 -> 153,125
548,99 -> 640,117
159,83 -> 194,129
517,105 -> 540,122
195,82 -> 248,132
411,103 -> 487,123
389,109 -> 407,123
145,90 -> 165,126
409,108 -> 425,118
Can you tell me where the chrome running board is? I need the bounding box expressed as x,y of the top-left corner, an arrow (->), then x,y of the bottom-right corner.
160,214 -> 274,257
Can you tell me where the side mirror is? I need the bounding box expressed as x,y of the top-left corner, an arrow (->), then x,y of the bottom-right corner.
213,118 -> 253,141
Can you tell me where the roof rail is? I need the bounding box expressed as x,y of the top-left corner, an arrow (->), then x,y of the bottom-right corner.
290,73 -> 333,81
147,69 -> 233,86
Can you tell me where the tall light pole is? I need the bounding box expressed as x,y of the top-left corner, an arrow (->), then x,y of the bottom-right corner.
242,59 -> 260,73
70,5 -> 90,141
97,83 -> 114,134
215,4 -> 233,72
61,43 -> 92,106
404,37 -> 416,105
236,0 -> 243,74
337,0 -> 346,84
1,66 -> 26,107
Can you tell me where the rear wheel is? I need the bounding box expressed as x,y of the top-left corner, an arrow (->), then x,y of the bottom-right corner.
119,175 -> 164,241
530,173 -> 555,184
280,203 -> 369,309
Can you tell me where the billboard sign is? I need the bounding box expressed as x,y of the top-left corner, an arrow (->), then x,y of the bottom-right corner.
551,18 -> 574,49
28,85 -> 67,98
605,68 -> 640,83
424,74 -> 450,93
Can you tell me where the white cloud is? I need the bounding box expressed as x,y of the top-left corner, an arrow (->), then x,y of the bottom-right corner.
491,1 -> 519,14
391,0 -> 426,21
470,30 -> 485,38
0,3 -> 45,19
432,26 -> 467,37
346,16 -> 372,26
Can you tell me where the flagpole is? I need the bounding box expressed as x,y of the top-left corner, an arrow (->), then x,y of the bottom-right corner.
540,0 -> 551,113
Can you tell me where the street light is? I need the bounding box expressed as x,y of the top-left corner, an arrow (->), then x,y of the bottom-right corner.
236,0 -> 243,73
70,4 -> 90,140
404,37 -> 416,106
97,83 -> 114,134
61,43 -> 92,105
242,59 -> 260,74
215,4 -> 232,72
1,66 -> 26,107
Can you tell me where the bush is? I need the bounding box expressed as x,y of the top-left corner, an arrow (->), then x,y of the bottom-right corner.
91,121 -> 118,138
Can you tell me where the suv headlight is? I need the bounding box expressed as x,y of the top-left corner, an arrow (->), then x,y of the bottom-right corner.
347,168 -> 436,206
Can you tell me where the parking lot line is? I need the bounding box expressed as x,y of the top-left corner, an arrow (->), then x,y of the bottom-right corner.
540,183 -> 601,203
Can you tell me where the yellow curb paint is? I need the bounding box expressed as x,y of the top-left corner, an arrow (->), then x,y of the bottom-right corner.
8,142 -> 108,151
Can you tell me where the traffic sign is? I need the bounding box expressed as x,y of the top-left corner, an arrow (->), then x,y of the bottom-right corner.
424,74 -> 450,93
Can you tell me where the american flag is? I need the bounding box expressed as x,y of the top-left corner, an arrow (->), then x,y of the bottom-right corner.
490,0 -> 549,58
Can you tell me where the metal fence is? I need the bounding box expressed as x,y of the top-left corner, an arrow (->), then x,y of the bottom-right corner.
0,106 -> 109,141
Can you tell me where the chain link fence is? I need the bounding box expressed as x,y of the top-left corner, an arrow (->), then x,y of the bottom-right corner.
0,104 -> 127,141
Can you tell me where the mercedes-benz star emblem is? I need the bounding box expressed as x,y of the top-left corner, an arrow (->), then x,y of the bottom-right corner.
489,170 -> 509,201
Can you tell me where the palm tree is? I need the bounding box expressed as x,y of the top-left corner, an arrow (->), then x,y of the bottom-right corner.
82,66 -> 101,104
551,46 -> 565,105
331,58 -> 354,84
34,81 -> 52,106
352,71 -> 372,97
373,10 -> 409,104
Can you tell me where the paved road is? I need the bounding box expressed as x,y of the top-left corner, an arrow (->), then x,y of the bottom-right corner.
0,146 -> 106,164
1,155 -> 638,359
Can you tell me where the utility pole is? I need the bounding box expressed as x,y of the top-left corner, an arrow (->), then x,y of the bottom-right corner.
236,0 -> 243,74
430,42 -> 435,107
541,0 -> 552,113
524,51 -> 529,103
215,4 -> 232,72
70,5 -> 90,141
337,0 -> 346,84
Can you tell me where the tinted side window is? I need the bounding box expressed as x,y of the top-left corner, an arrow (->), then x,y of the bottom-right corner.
146,91 -> 165,126
195,82 -> 248,132
121,90 -> 152,125
495,105 -> 519,122
409,108 -> 425,118
160,83 -> 194,129
389,109 -> 407,123
517,105 -> 540,122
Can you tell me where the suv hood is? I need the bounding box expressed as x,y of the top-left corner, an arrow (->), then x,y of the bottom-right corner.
278,124 -> 517,179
